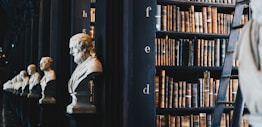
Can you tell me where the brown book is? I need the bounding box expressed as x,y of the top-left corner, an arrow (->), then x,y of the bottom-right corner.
175,116 -> 181,127
203,40 -> 208,67
199,113 -> 207,127
172,5 -> 177,31
165,76 -> 169,108
186,82 -> 192,108
193,115 -> 200,127
217,13 -> 221,34
89,25 -> 95,39
180,11 -> 185,32
200,39 -> 205,66
160,70 -> 165,108
211,7 -> 218,33
181,115 -> 191,127
203,70 -> 210,107
173,81 -> 179,108
90,8 -> 96,22
207,40 -> 212,67
168,77 -> 174,108
167,5 -> 173,31
209,77 -> 214,107
207,7 -> 212,33
155,76 -> 160,108
195,39 -> 201,66
202,7 -> 208,33
190,5 -> 195,32
185,11 -> 190,32
161,5 -> 167,31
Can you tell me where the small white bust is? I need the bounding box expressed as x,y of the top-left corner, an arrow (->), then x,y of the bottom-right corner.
20,70 -> 29,96
39,57 -> 56,104
67,33 -> 103,113
39,57 -> 56,91
28,64 -> 41,91
236,1 -> 262,126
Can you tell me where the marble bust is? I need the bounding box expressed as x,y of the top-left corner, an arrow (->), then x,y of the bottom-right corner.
234,0 -> 262,126
19,70 -> 30,96
66,33 -> 103,114
13,74 -> 23,95
38,57 -> 56,104
27,64 -> 42,98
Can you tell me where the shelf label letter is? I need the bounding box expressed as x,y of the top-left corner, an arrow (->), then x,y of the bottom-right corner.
82,29 -> 87,33
143,84 -> 150,95
82,10 -> 88,18
144,46 -> 150,53
145,6 -> 152,18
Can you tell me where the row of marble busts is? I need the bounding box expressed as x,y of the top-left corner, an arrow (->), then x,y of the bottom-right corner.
3,33 -> 103,114
3,56 -> 56,104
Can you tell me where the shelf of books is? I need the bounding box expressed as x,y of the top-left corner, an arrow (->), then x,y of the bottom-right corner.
154,0 -> 249,127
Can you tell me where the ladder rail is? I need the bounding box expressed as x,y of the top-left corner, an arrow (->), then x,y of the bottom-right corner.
211,1 -> 246,127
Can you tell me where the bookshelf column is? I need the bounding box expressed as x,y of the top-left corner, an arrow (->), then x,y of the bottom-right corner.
38,0 -> 50,60
95,0 -> 156,127
29,0 -> 39,64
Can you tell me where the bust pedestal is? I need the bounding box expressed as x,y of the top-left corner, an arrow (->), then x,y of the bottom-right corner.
27,84 -> 41,127
38,80 -> 57,127
65,112 -> 102,127
66,72 -> 103,127
19,85 -> 29,126
66,72 -> 101,114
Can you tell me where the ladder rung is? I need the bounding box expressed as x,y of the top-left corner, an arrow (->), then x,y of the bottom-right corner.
231,24 -> 244,29
221,75 -> 238,78
237,0 -> 249,4
216,101 -> 235,105
227,49 -> 234,53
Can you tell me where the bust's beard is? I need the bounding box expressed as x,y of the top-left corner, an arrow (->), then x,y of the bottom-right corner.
74,52 -> 87,64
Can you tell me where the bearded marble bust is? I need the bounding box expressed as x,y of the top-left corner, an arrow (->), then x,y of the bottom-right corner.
234,0 -> 262,126
66,33 -> 103,114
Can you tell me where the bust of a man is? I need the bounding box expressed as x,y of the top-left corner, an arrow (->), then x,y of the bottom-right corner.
234,0 -> 262,126
39,57 -> 56,104
66,33 -> 103,114
27,64 -> 41,98
20,70 -> 29,96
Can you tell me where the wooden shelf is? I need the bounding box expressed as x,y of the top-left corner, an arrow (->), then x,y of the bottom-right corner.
156,31 -> 229,39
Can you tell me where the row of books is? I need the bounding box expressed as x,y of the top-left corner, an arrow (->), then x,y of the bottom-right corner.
186,0 -> 236,4
156,113 -> 248,127
155,70 -> 238,108
155,37 -> 239,67
156,5 -> 248,34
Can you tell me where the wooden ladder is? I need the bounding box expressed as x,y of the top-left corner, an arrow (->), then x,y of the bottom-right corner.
211,0 -> 250,127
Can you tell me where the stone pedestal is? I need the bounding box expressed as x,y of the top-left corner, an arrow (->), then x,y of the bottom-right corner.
65,113 -> 101,127
38,104 -> 58,127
